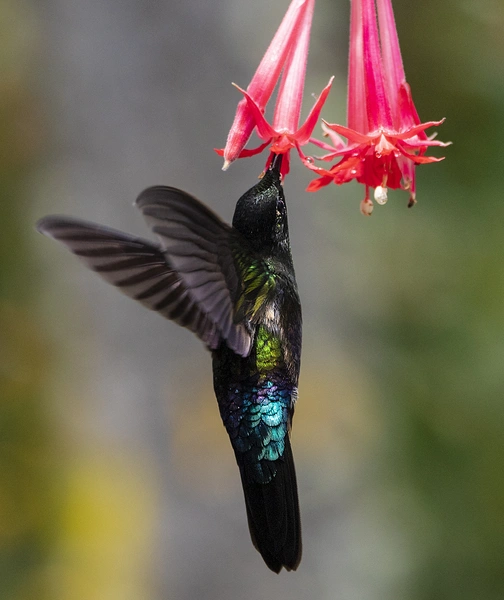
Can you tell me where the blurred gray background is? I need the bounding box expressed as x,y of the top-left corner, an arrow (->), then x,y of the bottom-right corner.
2,0 -> 504,599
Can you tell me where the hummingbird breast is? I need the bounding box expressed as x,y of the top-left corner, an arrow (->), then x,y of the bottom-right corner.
212,319 -> 297,484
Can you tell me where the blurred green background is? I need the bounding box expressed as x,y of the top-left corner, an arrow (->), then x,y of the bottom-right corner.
1,0 -> 503,598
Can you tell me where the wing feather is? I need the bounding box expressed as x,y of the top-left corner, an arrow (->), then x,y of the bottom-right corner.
36,216 -> 221,349
37,184 -> 277,359
136,186 -> 252,356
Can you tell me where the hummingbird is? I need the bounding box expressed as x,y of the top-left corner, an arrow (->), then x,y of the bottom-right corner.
36,154 -> 302,572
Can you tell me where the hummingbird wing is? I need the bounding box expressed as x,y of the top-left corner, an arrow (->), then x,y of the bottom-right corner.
36,216 -> 222,349
137,186 -> 275,357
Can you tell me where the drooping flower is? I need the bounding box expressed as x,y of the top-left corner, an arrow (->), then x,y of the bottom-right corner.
216,0 -> 333,178
306,0 -> 449,214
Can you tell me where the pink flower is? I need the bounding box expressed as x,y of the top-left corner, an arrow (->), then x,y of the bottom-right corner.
306,0 -> 449,214
216,0 -> 333,177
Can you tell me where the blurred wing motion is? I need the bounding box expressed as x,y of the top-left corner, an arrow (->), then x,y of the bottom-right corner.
136,186 -> 254,354
36,190 -> 251,356
36,217 -> 221,348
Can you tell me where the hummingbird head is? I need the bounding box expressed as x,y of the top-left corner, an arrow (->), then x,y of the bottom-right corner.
232,155 -> 290,256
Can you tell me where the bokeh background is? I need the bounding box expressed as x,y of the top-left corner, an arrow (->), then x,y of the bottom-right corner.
2,0 -> 504,598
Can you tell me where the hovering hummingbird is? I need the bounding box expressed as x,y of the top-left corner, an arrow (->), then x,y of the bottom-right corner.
36,154 -> 302,572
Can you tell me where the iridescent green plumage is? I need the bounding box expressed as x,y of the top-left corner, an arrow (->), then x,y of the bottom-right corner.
233,250 -> 276,322
255,326 -> 282,372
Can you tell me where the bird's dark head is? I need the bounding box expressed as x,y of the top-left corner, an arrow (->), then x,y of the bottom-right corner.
232,155 -> 290,255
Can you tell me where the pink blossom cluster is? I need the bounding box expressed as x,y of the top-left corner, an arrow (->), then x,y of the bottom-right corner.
217,0 -> 449,214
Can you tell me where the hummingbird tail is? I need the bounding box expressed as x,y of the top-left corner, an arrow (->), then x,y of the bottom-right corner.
240,436 -> 302,573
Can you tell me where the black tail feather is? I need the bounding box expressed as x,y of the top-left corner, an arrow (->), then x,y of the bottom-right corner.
240,437 -> 301,573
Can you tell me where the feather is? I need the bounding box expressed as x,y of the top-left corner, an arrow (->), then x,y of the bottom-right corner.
36,216 -> 223,348
136,186 -> 255,356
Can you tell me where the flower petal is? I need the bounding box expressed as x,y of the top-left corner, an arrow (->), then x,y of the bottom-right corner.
233,84 -> 278,141
308,136 -> 341,152
306,174 -> 334,191
273,0 -> 315,133
221,0 -> 311,167
322,120 -> 373,144
396,146 -> 446,164
394,118 -> 446,140
295,76 -> 334,144
238,141 -> 272,158
361,0 -> 393,130
377,0 -> 406,123
321,121 -> 347,150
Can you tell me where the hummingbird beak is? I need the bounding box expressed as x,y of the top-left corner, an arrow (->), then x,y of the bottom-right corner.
269,153 -> 283,178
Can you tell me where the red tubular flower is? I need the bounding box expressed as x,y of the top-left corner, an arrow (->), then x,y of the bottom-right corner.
216,0 -> 333,178
306,0 -> 449,214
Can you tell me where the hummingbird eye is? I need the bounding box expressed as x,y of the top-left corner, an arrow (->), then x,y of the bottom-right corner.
276,198 -> 286,220
275,198 -> 287,237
